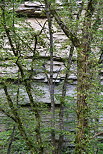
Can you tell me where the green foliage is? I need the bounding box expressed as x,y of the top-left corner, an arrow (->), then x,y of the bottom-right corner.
0,0 -> 103,153
0,130 -> 11,147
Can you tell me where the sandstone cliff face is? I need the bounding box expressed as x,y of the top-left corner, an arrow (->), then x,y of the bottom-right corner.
0,1 -> 103,153
15,1 -> 46,17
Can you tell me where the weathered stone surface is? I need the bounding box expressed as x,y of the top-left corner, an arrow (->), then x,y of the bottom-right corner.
24,1 -> 45,8
15,2 -> 46,18
0,4 -> 103,153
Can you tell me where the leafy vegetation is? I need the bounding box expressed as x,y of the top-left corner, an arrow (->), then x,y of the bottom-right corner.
0,0 -> 103,153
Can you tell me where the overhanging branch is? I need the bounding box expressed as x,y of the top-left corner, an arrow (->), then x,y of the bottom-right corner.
50,9 -> 80,47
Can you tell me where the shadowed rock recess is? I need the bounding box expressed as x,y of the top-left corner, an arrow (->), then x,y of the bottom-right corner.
15,1 -> 46,17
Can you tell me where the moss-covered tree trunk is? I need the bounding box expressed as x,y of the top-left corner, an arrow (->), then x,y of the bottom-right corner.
75,1 -> 98,153
75,46 -> 90,153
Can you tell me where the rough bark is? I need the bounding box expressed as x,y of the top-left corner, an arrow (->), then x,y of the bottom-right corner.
75,1 -> 98,153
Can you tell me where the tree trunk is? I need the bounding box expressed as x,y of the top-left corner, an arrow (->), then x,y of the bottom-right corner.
75,46 -> 90,154
44,0 -> 56,153
57,45 -> 74,154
